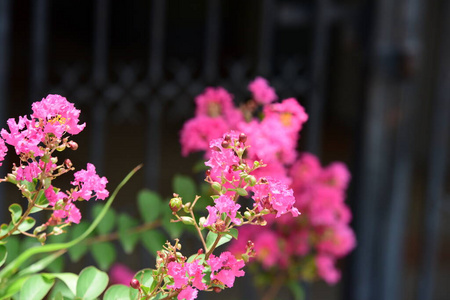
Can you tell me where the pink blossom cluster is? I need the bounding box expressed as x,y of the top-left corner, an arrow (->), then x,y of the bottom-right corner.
229,153 -> 355,284
180,78 -> 308,181
180,78 -> 355,286
203,132 -> 299,226
0,95 -> 108,225
163,251 -> 244,300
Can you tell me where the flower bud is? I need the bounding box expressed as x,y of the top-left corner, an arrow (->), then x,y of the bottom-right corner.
6,174 -> 17,184
67,141 -> 78,150
205,169 -> 211,177
215,219 -> 226,232
198,248 -> 204,255
239,133 -> 247,143
130,278 -> 141,290
199,216 -> 206,227
180,216 -> 195,225
244,211 -> 252,219
211,182 -> 222,192
64,159 -> 73,168
224,134 -> 231,142
56,144 -> 66,151
221,140 -> 229,148
248,175 -> 257,186
236,188 -> 248,196
213,287 -> 222,293
169,196 -> 183,213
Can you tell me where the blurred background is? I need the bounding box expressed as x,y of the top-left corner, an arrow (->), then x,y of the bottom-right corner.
0,0 -> 449,299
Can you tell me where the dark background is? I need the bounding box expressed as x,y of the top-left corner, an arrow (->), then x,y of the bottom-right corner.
0,0 -> 449,299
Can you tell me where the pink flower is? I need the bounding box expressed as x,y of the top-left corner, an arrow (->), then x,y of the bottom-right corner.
1,116 -> 45,156
317,224 -> 356,257
178,286 -> 198,300
316,254 -> 340,284
253,230 -> 281,269
15,162 -> 41,182
167,261 -> 188,289
204,132 -> 241,183
71,163 -> 109,201
195,87 -> 234,119
186,261 -> 207,290
0,138 -> 7,166
31,94 -> 86,138
207,251 -> 245,288
248,77 -> 277,104
252,177 -> 299,218
180,116 -> 229,157
109,263 -> 135,286
263,98 -> 308,136
319,162 -> 351,190
213,195 -> 241,225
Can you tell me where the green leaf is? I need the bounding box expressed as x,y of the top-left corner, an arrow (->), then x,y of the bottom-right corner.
104,285 -> 132,300
130,269 -> 153,299
68,222 -> 90,262
137,189 -> 162,223
92,204 -> 116,235
162,202 -> 183,239
44,273 -> 78,296
141,230 -> 166,255
288,281 -> 305,300
173,175 -> 197,202
76,266 -> 109,299
118,214 -> 140,254
91,241 -> 116,270
0,223 -> 12,236
16,217 -> 36,233
30,190 -> 49,213
0,276 -> 30,299
20,274 -> 55,300
4,236 -> 19,263
9,204 -> 22,224
0,245 -> 7,267
47,280 -> 75,299
228,228 -> 238,239
18,250 -> 65,277
205,231 -> 233,251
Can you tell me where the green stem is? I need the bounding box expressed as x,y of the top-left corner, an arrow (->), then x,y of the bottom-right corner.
0,164 -> 142,280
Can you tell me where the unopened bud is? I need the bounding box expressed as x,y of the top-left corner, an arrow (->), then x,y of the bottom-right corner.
221,140 -> 229,148
67,141 -> 78,150
64,159 -> 73,168
6,174 -> 17,184
56,144 -> 66,151
236,188 -> 248,196
211,182 -> 222,192
130,278 -> 141,290
239,133 -> 247,143
248,175 -> 257,186
213,287 -> 222,293
169,196 -> 183,213
180,216 -> 195,225
244,211 -> 252,219
215,219 -> 226,232
205,169 -> 211,177
198,248 -> 204,255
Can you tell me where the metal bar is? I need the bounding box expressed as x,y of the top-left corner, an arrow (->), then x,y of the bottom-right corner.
0,0 -> 12,222
257,0 -> 275,76
90,0 -> 110,174
305,0 -> 330,155
350,0 -> 398,298
145,0 -> 166,189
93,0 -> 109,86
379,0 -> 425,299
148,0 -> 166,84
30,0 -> 49,102
417,2 -> 450,298
203,0 -> 221,82
144,101 -> 162,191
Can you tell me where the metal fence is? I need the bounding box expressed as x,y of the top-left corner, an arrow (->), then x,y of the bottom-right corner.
0,0 -> 449,299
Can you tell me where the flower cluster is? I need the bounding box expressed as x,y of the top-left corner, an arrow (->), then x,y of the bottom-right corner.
0,94 -> 108,242
131,132 -> 299,299
180,78 -> 355,288
229,153 -> 355,284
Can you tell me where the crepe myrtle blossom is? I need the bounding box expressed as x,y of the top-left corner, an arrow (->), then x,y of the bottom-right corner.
0,137 -> 7,166
251,177 -> 300,218
204,194 -> 242,228
207,251 -> 245,288
248,77 -> 278,105
71,163 -> 109,201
